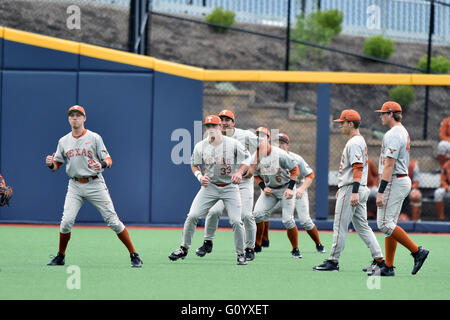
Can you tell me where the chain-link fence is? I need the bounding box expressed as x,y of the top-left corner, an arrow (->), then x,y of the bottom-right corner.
0,0 -> 130,51
204,80 -> 450,222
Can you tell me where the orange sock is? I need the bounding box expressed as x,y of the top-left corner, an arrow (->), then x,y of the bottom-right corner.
286,226 -> 299,250
59,232 -> 71,255
385,236 -> 397,267
117,228 -> 136,254
255,222 -> 265,246
262,221 -> 270,241
306,226 -> 321,245
390,226 -> 419,253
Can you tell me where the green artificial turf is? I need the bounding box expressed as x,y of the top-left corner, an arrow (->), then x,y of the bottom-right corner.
0,225 -> 449,300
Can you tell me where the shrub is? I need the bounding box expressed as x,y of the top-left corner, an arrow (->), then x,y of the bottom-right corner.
291,12 -> 335,63
417,55 -> 450,74
388,86 -> 415,111
205,7 -> 235,33
362,35 -> 395,59
315,9 -> 343,37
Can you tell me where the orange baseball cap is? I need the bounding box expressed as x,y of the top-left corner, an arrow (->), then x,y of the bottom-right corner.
218,109 -> 235,122
375,101 -> 402,113
256,127 -> 271,138
68,105 -> 86,116
333,109 -> 361,122
204,115 -> 222,125
278,133 -> 290,144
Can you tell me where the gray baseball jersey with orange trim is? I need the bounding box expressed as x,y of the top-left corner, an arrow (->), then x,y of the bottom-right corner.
54,129 -> 125,235
377,124 -> 412,237
379,125 -> 410,175
254,146 -> 297,187
230,128 -> 258,179
337,133 -> 369,188
328,132 -> 383,262
288,151 -> 313,183
191,136 -> 250,185
53,129 -> 111,178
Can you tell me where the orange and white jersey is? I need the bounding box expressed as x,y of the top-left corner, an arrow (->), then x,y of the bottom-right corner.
288,151 -> 313,183
337,134 -> 368,188
255,146 -> 297,188
191,136 -> 250,185
379,125 -> 410,175
53,129 -> 112,178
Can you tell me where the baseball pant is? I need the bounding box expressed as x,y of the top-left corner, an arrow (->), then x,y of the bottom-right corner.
253,186 -> 296,230
329,185 -> 383,262
437,140 -> 450,156
434,187 -> 450,202
60,177 -> 125,234
203,179 -> 256,249
377,176 -> 412,236
268,189 -> 315,230
181,183 -> 245,254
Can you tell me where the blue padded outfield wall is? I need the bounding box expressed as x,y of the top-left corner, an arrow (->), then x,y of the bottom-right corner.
0,29 -> 202,225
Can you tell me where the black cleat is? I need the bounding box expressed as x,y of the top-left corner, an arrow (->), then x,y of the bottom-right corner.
316,243 -> 326,253
411,246 -> 429,275
237,254 -> 248,265
313,259 -> 339,271
245,248 -> 255,261
291,248 -> 303,259
196,240 -> 213,257
369,262 -> 395,277
363,259 -> 378,273
254,244 -> 262,253
169,247 -> 188,261
261,239 -> 270,247
47,253 -> 65,266
130,253 -> 143,268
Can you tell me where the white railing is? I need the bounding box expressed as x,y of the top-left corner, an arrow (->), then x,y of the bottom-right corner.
150,0 -> 450,44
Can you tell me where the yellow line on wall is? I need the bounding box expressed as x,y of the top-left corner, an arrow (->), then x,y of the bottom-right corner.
1,26 -> 450,86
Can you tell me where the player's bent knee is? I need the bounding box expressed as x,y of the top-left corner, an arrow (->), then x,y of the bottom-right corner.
282,219 -> 296,230
377,220 -> 393,236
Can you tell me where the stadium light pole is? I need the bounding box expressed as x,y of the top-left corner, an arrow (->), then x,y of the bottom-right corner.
423,0 -> 435,140
284,0 -> 292,102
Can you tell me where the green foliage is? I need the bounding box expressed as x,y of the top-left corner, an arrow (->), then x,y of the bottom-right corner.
417,55 -> 450,74
315,9 -> 343,37
388,86 -> 415,110
291,10 -> 341,64
362,35 -> 395,59
205,7 -> 235,33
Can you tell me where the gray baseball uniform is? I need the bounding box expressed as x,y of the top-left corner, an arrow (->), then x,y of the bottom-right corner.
253,146 -> 298,230
53,129 -> 125,234
203,128 -> 258,249
377,125 -> 412,236
329,133 -> 383,262
267,151 -> 315,230
181,136 -> 250,254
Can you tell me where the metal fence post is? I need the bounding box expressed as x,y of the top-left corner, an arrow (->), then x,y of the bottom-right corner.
423,0 -> 435,140
315,83 -> 331,220
284,0 -> 291,102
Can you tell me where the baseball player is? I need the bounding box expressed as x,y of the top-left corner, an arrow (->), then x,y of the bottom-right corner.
434,158 -> 450,220
252,129 -> 302,258
399,160 -> 422,221
168,115 -> 251,265
437,116 -> 450,168
264,133 -> 325,254
371,101 -> 429,277
313,109 -> 384,272
46,105 -> 143,268
196,110 -> 258,261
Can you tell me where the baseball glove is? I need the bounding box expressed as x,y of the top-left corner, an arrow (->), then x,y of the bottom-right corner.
0,174 -> 12,207
0,185 -> 12,207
